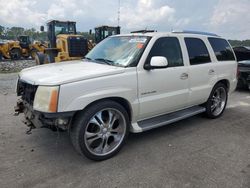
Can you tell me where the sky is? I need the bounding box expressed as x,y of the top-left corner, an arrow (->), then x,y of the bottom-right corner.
0,0 -> 249,40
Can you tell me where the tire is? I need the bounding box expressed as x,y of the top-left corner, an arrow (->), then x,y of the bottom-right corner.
30,49 -> 38,59
204,83 -> 228,119
237,77 -> 247,90
70,100 -> 130,161
45,49 -> 58,63
10,48 -> 21,60
35,52 -> 45,65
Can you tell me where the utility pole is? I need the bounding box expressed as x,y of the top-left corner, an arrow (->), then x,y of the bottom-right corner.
117,0 -> 121,26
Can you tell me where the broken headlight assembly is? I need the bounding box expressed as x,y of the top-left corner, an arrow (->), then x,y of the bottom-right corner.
33,86 -> 59,113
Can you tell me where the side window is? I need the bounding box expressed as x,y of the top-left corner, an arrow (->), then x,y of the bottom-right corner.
208,38 -> 235,61
147,37 -> 183,67
185,38 -> 211,65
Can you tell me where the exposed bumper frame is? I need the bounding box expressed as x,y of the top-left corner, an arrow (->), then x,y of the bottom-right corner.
15,99 -> 76,130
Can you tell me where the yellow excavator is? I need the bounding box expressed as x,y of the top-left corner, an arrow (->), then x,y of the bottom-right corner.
0,36 -> 47,60
35,20 -> 88,64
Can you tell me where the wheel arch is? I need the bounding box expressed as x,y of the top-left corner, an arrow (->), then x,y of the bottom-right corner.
215,79 -> 230,92
74,97 -> 133,122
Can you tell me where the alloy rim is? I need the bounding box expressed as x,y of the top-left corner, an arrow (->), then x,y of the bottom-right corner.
211,87 -> 227,116
84,108 -> 126,156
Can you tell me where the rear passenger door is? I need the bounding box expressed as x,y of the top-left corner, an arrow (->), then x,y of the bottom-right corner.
184,37 -> 217,105
207,38 -> 237,91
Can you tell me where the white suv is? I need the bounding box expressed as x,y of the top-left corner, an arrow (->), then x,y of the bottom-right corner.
15,31 -> 238,160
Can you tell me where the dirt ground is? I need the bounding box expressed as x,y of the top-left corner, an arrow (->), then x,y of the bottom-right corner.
0,73 -> 250,188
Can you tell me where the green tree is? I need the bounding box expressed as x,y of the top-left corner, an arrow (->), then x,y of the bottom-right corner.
4,27 -> 25,40
0,25 -> 4,37
78,31 -> 95,41
229,40 -> 250,47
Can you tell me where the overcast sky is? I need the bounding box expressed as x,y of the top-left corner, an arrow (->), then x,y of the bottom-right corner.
0,0 -> 249,40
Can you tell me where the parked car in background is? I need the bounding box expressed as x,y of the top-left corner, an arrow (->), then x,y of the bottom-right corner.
237,60 -> 250,90
233,46 -> 250,90
233,46 -> 250,61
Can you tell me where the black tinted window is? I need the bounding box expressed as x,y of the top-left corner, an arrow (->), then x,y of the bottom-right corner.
147,37 -> 183,67
185,38 -> 211,65
208,38 -> 235,61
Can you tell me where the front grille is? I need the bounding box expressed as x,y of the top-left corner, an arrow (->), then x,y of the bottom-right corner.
67,36 -> 88,57
17,80 -> 38,105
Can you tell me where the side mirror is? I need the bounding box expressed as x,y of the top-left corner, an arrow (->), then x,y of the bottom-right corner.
40,26 -> 44,32
144,56 -> 168,70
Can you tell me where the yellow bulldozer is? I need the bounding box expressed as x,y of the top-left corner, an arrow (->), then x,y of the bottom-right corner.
0,36 -> 48,60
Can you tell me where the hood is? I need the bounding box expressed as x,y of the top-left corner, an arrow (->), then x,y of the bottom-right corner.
19,60 -> 125,85
238,60 -> 250,67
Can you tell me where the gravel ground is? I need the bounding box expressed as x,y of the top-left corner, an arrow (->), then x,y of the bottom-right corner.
0,60 -> 36,73
0,73 -> 249,188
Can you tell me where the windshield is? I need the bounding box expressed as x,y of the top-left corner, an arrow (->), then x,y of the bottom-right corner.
85,36 -> 150,67
54,23 -> 76,35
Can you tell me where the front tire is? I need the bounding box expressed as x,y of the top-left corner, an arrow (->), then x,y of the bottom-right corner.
70,100 -> 129,161
204,83 -> 228,119
10,48 -> 21,60
35,52 -> 46,65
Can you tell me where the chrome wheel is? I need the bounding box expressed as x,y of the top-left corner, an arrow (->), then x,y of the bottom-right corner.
84,108 -> 127,156
211,87 -> 227,116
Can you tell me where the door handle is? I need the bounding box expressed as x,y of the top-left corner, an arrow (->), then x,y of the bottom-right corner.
180,73 -> 188,80
209,69 -> 215,74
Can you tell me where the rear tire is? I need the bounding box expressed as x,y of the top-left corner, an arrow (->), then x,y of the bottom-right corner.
237,77 -> 247,90
70,100 -> 129,161
204,83 -> 228,119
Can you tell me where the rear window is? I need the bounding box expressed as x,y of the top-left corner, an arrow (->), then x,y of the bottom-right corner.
185,38 -> 211,65
208,38 -> 235,61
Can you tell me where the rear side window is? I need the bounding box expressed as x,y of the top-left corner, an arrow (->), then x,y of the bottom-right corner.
208,38 -> 235,61
185,38 -> 211,65
147,37 -> 183,67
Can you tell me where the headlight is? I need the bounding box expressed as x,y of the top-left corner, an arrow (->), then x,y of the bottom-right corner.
33,86 -> 59,112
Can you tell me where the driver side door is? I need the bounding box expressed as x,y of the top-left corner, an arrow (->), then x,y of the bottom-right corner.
137,37 -> 189,120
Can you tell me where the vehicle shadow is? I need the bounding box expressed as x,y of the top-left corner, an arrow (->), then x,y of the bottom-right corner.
26,104 -> 249,165
29,114 -> 209,162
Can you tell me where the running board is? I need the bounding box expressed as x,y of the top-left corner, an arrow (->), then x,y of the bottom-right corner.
138,106 -> 206,131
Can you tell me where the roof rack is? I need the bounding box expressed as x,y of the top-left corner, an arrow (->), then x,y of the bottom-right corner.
172,30 -> 218,37
131,30 -> 157,34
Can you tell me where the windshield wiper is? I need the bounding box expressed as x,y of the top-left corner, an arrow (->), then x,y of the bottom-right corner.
84,57 -> 92,61
94,58 -> 114,65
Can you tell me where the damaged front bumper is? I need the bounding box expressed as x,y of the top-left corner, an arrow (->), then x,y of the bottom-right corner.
14,99 -> 75,131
